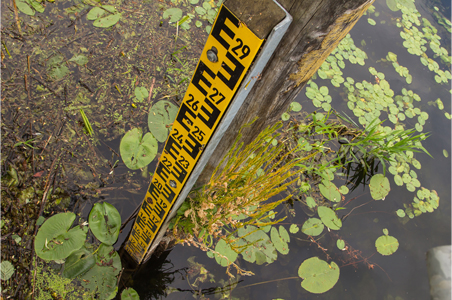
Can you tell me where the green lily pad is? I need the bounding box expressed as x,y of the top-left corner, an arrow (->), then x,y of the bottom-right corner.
1,261 -> 15,281
396,209 -> 406,217
121,288 -> 140,300
281,112 -> 290,121
289,224 -> 299,234
375,234 -> 399,255
62,247 -> 95,279
317,206 -> 342,230
148,100 -> 178,142
319,86 -> 329,96
81,244 -> 121,299
394,174 -> 403,186
306,196 -> 317,208
319,180 -> 341,202
120,128 -> 158,170
87,7 -> 106,20
134,86 -> 149,102
236,225 -> 277,265
337,239 -> 345,250
35,212 -> 87,261
301,218 -> 324,236
163,7 -> 183,23
88,202 -> 121,246
16,0 -> 44,15
339,185 -> 349,195
271,226 -> 290,255
214,239 -> 237,267
298,257 -> 340,294
290,102 -> 302,112
369,174 -> 390,200
368,18 -> 376,25
93,13 -> 121,28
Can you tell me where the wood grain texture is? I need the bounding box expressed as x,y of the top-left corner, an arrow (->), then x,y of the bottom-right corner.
196,0 -> 374,186
225,0 -> 286,39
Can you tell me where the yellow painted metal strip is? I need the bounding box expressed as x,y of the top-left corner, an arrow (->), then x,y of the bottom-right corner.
125,4 -> 264,263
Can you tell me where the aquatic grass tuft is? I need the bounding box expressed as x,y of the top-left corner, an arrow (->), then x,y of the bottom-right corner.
171,120 -> 302,275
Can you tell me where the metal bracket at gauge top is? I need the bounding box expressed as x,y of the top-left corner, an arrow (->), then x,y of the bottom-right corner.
125,0 -> 292,264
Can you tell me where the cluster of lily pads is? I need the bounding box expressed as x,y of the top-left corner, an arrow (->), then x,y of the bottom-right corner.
15,0 -> 122,28
302,0 -> 448,228
396,4 -> 451,83
209,223 -> 290,267
34,202 -> 124,299
120,100 -> 178,170
163,0 -> 222,33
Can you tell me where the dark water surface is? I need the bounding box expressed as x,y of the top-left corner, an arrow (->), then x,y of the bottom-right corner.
123,0 -> 451,299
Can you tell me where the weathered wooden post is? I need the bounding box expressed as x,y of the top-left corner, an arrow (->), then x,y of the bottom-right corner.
123,0 -> 373,265
197,0 -> 374,185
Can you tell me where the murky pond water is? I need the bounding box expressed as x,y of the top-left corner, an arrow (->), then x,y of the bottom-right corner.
1,0 -> 450,298
122,0 -> 451,299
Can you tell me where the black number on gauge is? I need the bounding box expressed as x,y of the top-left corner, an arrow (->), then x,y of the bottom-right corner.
231,38 -> 250,60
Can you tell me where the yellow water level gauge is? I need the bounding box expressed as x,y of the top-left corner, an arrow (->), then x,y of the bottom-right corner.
125,0 -> 292,264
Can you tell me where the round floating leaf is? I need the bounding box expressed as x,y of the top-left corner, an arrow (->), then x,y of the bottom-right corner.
317,207 -> 342,230
402,173 -> 411,184
62,247 -> 95,279
412,158 -> 421,169
339,185 -> 349,195
298,257 -> 340,294
406,182 -> 416,192
236,225 -> 276,265
121,288 -> 140,300
214,239 -> 238,267
148,100 -> 178,142
163,8 -> 183,22
368,18 -> 376,25
89,202 -> 121,245
271,226 -> 290,255
394,174 -> 403,186
35,212 -> 87,261
120,128 -> 158,170
306,196 -> 317,208
134,86 -> 148,102
302,218 -> 324,236
396,209 -> 406,217
322,103 -> 331,111
375,235 -> 399,255
87,6 -> 113,20
81,244 -> 121,299
337,239 -> 345,250
319,86 -> 329,96
281,112 -> 290,121
1,261 -> 15,281
289,224 -> 299,234
93,13 -> 121,28
386,52 -> 398,62
290,102 -> 302,112
369,174 -> 390,200
319,180 -> 341,202
443,149 -> 449,158
436,98 -> 444,110
16,0 -> 35,15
